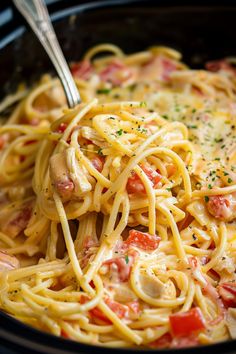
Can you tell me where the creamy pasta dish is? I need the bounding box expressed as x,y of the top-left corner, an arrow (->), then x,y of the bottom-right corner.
1,44 -> 236,349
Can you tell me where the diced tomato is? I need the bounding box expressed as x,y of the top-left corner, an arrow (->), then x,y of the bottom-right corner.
149,333 -> 172,349
0,136 -> 6,149
105,297 -> 128,318
89,280 -> 95,289
80,295 -> 128,324
177,212 -> 194,231
61,329 -> 70,339
171,336 -> 199,348
24,140 -> 37,146
142,166 -> 162,187
1,201 -> 33,238
103,251 -> 136,282
70,60 -> 92,80
161,58 -> 177,81
207,195 -> 231,220
56,180 -> 75,199
124,229 -> 161,251
80,295 -> 110,324
149,333 -> 199,349
218,282 -> 236,308
126,171 -> 145,194
126,165 -> 162,194
206,59 -> 236,75
209,241 -> 215,250
91,155 -> 105,173
207,269 -> 220,282
188,257 -> 225,325
100,60 -> 132,86
56,122 -> 68,133
169,308 -> 206,337
90,306 -> 112,324
140,56 -> 177,82
206,194 -> 236,222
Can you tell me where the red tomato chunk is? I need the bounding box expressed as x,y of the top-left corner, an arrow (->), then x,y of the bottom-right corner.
80,295 -> 128,324
149,333 -> 172,349
218,282 -> 236,308
56,122 -> 68,133
91,156 -> 105,173
169,308 -> 205,337
71,60 -> 92,80
126,166 -> 161,194
103,250 -> 137,282
125,230 -> 161,251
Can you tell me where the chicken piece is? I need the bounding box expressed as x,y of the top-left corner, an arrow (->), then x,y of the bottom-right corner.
50,148 -> 91,202
0,251 -> 19,271
139,273 -> 176,300
139,273 -> 164,297
66,147 -> 92,196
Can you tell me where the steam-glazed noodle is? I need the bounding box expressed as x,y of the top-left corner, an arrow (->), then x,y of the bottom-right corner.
1,44 -> 236,348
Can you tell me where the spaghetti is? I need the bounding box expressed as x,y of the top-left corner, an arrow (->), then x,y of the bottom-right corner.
0,44 -> 236,348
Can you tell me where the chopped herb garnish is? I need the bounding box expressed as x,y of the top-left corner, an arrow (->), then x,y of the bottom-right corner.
125,255 -> 129,264
97,148 -> 103,156
140,101 -> 147,108
223,171 -> 229,176
214,138 -> 223,143
166,187 -> 172,191
204,196 -> 209,203
192,108 -> 197,113
108,116 -> 115,120
214,157 -> 220,161
128,84 -> 137,92
208,184 -> 213,189
116,129 -> 123,136
162,114 -> 169,120
96,88 -> 111,94
137,127 -> 148,134
187,125 -> 197,129
228,178 -> 233,184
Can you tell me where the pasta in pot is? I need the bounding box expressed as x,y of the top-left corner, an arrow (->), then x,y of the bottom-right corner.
0,44 -> 236,348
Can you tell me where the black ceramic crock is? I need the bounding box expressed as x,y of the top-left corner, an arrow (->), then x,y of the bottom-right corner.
1,1 -> 236,353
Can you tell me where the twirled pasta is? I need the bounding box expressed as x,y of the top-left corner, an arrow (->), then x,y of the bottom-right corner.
0,44 -> 236,349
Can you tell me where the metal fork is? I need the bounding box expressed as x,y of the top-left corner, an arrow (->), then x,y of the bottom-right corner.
13,0 -> 81,108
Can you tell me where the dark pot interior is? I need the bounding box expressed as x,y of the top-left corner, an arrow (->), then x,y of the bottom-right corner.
0,1 -> 236,353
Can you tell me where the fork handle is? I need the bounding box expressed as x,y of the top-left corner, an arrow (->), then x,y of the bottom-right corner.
13,0 -> 81,108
